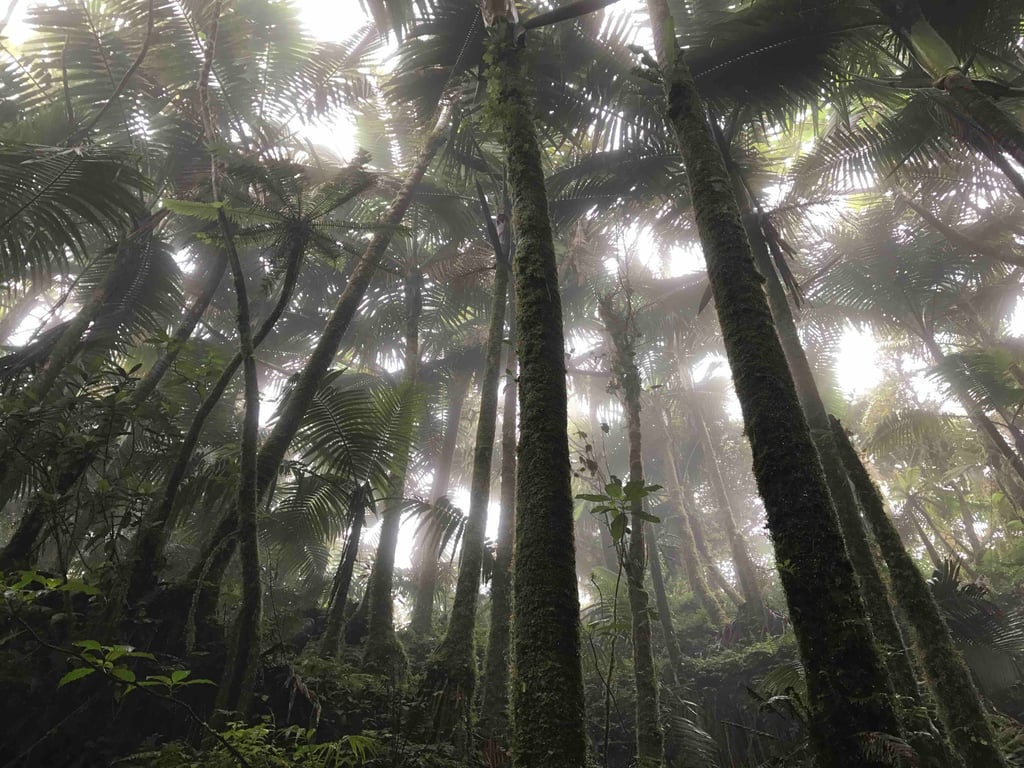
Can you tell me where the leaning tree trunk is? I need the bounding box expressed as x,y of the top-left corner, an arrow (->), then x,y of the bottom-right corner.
363,266 -> 423,676
485,25 -> 587,768
598,294 -> 663,768
832,418 -> 1008,768
479,299 -> 517,744
647,530 -> 682,676
643,2 -> 904,765
0,227 -> 155,572
417,237 -> 509,744
319,484 -> 368,657
122,232 -> 308,606
690,405 -> 763,615
410,368 -> 471,635
169,110 -> 450,625
737,198 -> 921,705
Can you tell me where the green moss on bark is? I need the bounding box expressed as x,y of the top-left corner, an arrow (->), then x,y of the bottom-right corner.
417,248 -> 510,744
832,417 -> 1008,768
598,294 -> 663,767
643,1 -> 904,764
485,27 -> 587,768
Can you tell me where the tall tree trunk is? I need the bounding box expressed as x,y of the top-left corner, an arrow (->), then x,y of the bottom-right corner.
213,208 -> 261,716
643,3 -> 904,764
418,243 -> 509,743
903,499 -> 945,571
832,418 -> 1007,768
598,294 -> 663,767
479,302 -> 517,743
647,530 -> 682,676
319,484 -> 368,657
737,200 -> 920,704
410,368 -> 471,635
485,26 -> 586,768
658,414 -> 727,626
363,266 -> 423,675
690,405 -> 763,614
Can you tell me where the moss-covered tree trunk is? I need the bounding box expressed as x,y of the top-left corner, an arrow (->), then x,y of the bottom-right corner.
657,414 -> 727,626
832,418 -> 1008,768
363,266 -> 423,675
319,484 -> 368,657
738,203 -> 921,704
644,2 -> 904,764
485,25 -> 587,768
418,244 -> 509,743
598,295 -> 663,767
479,302 -> 517,743
410,369 -> 471,635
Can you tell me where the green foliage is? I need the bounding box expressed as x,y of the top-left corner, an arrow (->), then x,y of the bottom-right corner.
130,720 -> 380,767
576,476 -> 662,543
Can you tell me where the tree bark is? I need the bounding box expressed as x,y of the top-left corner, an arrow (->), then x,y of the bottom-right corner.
418,242 -> 509,743
690,406 -> 763,615
598,294 -> 663,767
319,484 -> 368,657
643,2 -> 904,764
485,25 -> 587,768
410,368 -> 471,635
213,209 -> 261,716
363,266 -> 423,675
833,417 -> 1006,768
479,301 -> 517,743
647,530 -> 682,676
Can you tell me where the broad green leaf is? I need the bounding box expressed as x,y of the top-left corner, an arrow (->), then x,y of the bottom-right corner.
59,667 -> 96,687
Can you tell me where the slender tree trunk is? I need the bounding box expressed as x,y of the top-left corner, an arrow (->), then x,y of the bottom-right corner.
253,111 -> 449,506
363,266 -> 423,675
213,208 -> 261,716
644,3 -> 903,764
122,236 -> 306,604
658,414 -> 727,626
677,476 -> 745,607
598,295 -> 663,767
903,499 -> 945,571
319,484 -> 368,657
647,530 -> 682,675
410,368 -> 471,635
479,302 -> 517,743
485,26 -> 586,768
418,246 -> 509,743
832,418 -> 1007,768
690,405 -> 763,614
